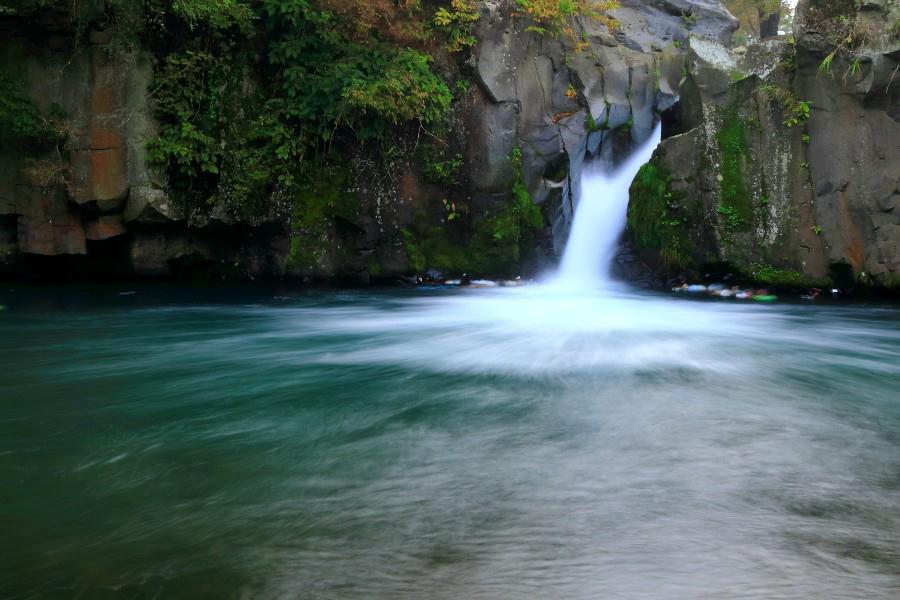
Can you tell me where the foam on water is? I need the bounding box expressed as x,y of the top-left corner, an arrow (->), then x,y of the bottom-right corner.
2,285 -> 900,598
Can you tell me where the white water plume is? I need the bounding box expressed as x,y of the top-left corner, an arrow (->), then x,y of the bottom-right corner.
557,123 -> 662,287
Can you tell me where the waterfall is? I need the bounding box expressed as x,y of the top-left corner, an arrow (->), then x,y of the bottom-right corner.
557,123 -> 662,287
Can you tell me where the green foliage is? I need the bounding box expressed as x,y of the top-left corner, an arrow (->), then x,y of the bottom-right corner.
341,49 -> 452,130
400,147 -> 545,276
262,1 -> 451,142
433,0 -> 480,52
146,0 -> 452,219
148,51 -> 225,179
476,146 -> 545,266
807,0 -> 877,79
514,0 -> 619,41
758,84 -> 811,127
0,70 -> 64,147
748,263 -> 829,289
785,99 -> 810,127
171,0 -> 255,32
716,110 -> 752,229
289,169 -> 360,271
421,150 -> 463,185
716,204 -> 744,233
628,161 -> 693,271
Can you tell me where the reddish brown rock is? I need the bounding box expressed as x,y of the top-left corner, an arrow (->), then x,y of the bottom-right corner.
17,194 -> 86,256
68,34 -> 130,214
84,215 -> 128,241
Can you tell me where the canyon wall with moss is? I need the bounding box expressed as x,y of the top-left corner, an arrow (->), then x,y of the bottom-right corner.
627,0 -> 900,293
0,0 -> 735,281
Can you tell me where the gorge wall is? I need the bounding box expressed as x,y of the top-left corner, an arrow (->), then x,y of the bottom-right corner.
627,0 -> 900,293
10,0 -> 896,293
0,0 -> 735,281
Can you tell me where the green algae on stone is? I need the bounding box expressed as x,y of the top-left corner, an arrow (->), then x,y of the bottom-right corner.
288,172 -> 361,272
716,109 -> 752,230
398,148 -> 545,277
746,263 -> 831,290
628,160 -> 694,271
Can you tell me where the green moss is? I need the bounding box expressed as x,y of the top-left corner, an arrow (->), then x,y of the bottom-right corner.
288,170 -> 360,271
747,263 -> 831,290
586,102 -> 612,132
421,150 -> 463,186
881,274 -> 900,290
716,204 -> 741,229
401,229 -> 427,273
367,256 -> 383,279
423,233 -> 471,273
0,70 -> 65,148
716,109 -> 752,231
487,146 -> 545,264
627,160 -> 694,271
399,147 -> 545,277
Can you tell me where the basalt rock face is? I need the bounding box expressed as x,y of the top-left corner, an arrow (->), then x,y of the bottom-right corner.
0,12 -> 290,279
629,0 -> 900,291
0,2 -> 737,281
471,0 -> 736,259
793,0 -> 900,288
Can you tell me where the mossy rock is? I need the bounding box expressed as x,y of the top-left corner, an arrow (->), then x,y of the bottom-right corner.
628,159 -> 695,272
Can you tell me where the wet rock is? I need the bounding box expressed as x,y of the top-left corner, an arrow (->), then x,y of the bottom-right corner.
629,0 -> 900,290
84,215 -> 128,241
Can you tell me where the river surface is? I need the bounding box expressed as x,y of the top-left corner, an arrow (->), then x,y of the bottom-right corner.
1,283 -> 899,599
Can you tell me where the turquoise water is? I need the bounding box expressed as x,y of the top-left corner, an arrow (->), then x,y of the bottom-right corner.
1,284 -> 899,598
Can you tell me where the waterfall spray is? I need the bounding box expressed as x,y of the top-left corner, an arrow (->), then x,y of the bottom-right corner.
557,123 -> 662,288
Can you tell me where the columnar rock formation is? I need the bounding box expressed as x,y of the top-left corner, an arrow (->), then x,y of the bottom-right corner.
628,0 -> 900,291
0,1 -> 738,280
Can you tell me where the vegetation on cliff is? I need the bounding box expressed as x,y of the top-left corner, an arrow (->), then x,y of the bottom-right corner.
0,70 -> 64,147
627,159 -> 693,272
3,0 -> 621,277
715,107 -> 752,237
724,0 -> 790,42
807,0 -> 900,77
514,0 -> 618,39
400,146 -> 545,277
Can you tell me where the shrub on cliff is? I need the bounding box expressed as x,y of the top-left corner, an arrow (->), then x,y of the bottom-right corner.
140,0 -> 454,218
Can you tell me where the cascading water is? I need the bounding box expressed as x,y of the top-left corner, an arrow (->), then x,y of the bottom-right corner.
557,123 -> 662,287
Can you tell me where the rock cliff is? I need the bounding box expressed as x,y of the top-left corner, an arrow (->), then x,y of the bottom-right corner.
628,0 -> 900,293
0,1 -> 736,281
